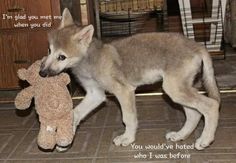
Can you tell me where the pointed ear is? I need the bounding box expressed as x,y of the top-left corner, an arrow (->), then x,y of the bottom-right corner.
72,25 -> 94,46
59,8 -> 74,29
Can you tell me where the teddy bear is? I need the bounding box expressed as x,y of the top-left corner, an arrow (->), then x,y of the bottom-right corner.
14,60 -> 74,151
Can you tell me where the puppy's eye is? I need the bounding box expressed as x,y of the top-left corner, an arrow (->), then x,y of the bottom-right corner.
48,48 -> 51,55
58,55 -> 66,61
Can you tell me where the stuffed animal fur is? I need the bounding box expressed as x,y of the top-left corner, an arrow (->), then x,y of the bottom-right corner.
15,60 -> 74,150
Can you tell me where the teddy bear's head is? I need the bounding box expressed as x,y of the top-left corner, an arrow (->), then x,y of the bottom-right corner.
18,60 -> 42,85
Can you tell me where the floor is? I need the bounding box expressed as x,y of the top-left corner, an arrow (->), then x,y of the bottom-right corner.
0,93 -> 236,163
0,47 -> 236,163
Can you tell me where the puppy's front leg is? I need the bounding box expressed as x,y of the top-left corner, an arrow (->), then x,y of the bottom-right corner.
56,86 -> 105,152
112,84 -> 138,146
73,87 -> 106,132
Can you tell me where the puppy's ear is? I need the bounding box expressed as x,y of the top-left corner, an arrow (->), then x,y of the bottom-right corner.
72,25 -> 94,46
59,8 -> 74,29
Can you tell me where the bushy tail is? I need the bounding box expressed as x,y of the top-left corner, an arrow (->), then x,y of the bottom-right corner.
201,51 -> 221,103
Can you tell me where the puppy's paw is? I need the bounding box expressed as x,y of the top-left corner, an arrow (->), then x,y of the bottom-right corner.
165,131 -> 186,142
113,134 -> 135,147
195,136 -> 214,150
56,146 -> 69,153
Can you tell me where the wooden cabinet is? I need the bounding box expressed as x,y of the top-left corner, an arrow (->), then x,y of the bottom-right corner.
0,0 -> 61,89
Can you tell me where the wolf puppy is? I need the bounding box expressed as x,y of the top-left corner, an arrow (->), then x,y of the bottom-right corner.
40,9 -> 220,150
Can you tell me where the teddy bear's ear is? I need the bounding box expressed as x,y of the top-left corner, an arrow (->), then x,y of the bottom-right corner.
17,68 -> 28,80
34,60 -> 42,66
59,73 -> 71,85
41,56 -> 47,63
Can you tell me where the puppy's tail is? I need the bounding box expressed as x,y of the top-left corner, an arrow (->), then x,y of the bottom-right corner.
201,50 -> 221,103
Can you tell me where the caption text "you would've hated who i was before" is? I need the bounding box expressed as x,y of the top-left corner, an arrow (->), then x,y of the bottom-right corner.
131,143 -> 194,160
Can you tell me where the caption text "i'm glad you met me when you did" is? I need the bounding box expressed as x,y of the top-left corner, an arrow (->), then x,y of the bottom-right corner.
2,13 -> 62,29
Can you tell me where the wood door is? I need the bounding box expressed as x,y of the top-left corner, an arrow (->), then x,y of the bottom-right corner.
0,0 -> 28,29
27,0 -> 53,29
0,32 -> 29,89
0,0 -> 61,89
28,31 -> 49,61
0,0 -> 61,30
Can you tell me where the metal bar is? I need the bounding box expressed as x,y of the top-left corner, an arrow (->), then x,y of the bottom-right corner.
71,89 -> 236,100
1,89 -> 236,104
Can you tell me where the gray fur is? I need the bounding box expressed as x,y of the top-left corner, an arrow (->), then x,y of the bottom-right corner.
41,9 -> 220,151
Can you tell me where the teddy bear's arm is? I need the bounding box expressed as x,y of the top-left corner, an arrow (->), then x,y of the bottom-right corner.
15,86 -> 35,110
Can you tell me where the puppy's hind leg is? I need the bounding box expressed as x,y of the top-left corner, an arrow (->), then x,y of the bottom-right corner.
166,107 -> 202,141
163,78 -> 219,150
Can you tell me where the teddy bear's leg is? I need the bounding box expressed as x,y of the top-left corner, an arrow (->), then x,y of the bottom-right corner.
56,112 -> 74,147
37,124 -> 57,150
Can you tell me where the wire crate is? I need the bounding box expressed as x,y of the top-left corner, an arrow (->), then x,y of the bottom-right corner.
99,0 -> 165,37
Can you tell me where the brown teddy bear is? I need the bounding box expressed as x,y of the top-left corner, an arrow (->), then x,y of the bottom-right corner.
15,60 -> 74,151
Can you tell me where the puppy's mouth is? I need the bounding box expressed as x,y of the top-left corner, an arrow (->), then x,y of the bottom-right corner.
39,69 -> 59,77
39,68 -> 68,77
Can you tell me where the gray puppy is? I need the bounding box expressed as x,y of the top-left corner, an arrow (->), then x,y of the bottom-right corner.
40,9 -> 220,151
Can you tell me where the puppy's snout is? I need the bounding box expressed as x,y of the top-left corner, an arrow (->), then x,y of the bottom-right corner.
39,60 -> 59,77
39,70 -> 48,77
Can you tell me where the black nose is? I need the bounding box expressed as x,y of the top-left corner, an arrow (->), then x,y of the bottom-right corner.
39,70 -> 47,77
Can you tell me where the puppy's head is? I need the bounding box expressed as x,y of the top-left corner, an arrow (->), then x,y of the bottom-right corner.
39,8 -> 94,77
